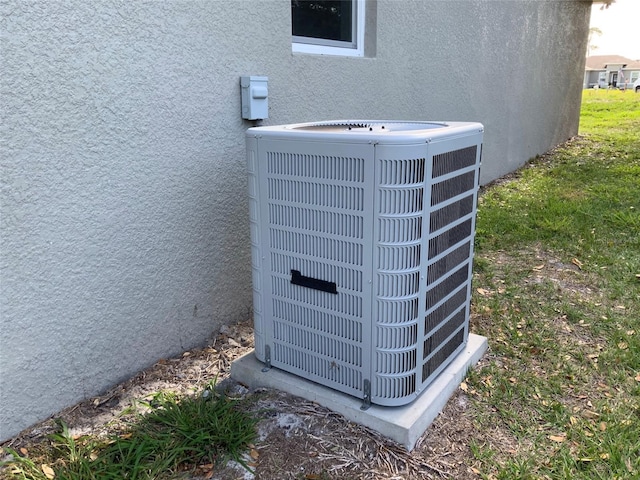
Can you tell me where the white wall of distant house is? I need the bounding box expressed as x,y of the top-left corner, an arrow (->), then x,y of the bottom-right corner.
590,0 -> 640,60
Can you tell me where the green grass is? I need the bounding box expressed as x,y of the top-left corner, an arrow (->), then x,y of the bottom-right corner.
468,89 -> 640,479
2,384 -> 257,480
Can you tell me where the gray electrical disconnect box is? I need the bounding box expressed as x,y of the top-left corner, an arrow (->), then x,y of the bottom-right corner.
240,76 -> 268,120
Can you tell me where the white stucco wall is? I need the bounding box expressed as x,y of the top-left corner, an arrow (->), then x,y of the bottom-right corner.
1,0 -> 590,440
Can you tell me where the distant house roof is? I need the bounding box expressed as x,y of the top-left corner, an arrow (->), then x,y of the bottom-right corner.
586,55 -> 640,70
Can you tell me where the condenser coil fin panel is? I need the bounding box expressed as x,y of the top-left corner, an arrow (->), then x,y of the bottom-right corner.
247,120 -> 483,407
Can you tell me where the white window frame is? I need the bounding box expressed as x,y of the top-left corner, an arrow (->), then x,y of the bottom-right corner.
292,0 -> 365,57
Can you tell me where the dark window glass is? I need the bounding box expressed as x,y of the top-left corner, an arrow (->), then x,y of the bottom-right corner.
292,1 -> 353,43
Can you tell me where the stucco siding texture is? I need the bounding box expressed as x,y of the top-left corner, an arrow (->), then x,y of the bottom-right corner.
0,0 -> 590,440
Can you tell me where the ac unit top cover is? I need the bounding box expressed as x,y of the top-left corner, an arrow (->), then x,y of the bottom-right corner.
246,120 -> 483,145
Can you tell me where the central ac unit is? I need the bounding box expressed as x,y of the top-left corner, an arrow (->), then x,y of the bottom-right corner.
246,120 -> 483,407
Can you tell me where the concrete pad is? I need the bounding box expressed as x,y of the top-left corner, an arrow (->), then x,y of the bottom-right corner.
231,333 -> 487,450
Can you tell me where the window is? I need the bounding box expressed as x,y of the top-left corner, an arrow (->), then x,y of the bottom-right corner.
292,0 -> 365,57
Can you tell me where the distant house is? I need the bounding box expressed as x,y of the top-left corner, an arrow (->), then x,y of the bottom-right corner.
584,55 -> 640,89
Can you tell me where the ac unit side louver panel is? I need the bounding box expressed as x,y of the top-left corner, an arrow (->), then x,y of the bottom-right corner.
247,120 -> 483,407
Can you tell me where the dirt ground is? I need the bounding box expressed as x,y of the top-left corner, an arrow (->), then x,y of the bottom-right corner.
1,318 -> 493,479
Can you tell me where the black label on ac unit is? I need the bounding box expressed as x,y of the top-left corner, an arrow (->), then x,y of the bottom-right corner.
290,270 -> 338,295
